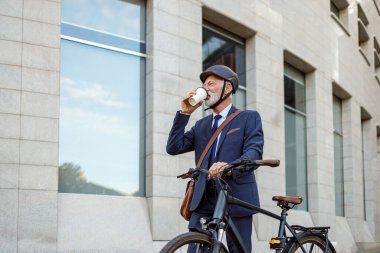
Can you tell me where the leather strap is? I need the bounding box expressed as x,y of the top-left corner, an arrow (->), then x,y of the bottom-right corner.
196,110 -> 242,168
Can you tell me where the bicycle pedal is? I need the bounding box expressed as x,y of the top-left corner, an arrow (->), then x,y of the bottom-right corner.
269,237 -> 285,249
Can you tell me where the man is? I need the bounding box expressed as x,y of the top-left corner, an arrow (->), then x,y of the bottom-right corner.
166,65 -> 264,252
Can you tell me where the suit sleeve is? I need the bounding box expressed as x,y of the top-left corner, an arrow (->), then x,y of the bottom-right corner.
166,111 -> 196,155
232,111 -> 264,164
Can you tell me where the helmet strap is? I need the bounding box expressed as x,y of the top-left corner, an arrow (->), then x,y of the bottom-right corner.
204,80 -> 232,111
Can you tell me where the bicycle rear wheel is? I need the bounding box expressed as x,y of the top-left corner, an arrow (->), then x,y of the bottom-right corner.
285,234 -> 334,253
160,231 -> 229,253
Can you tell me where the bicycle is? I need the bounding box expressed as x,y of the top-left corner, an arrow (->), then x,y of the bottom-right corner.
160,159 -> 336,253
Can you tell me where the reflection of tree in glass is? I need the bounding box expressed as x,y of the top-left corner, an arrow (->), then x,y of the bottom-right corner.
59,162 -> 128,196
59,162 -> 87,187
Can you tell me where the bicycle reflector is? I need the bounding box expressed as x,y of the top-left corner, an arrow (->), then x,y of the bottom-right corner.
269,237 -> 286,249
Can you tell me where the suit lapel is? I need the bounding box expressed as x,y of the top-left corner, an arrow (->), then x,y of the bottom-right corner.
216,105 -> 237,157
204,113 -> 215,168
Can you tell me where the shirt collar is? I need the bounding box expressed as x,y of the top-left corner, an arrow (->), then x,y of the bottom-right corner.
213,103 -> 232,119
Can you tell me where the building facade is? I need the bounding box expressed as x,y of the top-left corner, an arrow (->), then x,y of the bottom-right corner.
0,0 -> 380,252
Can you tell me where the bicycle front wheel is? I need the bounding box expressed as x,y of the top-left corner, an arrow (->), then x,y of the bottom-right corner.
160,231 -> 229,253
285,234 -> 334,253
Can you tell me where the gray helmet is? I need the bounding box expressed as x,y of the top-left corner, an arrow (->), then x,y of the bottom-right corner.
200,65 -> 239,93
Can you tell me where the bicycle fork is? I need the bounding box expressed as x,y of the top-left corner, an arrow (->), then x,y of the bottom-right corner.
209,222 -> 226,253
211,190 -> 249,253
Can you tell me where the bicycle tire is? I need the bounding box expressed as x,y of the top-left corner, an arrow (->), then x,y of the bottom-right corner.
284,233 -> 334,253
160,231 -> 229,253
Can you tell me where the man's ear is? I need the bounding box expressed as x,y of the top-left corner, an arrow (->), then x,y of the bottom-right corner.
224,82 -> 232,95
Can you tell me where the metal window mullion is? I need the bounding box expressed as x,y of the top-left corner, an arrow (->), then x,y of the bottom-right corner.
203,23 -> 245,45
284,73 -> 305,86
61,35 -> 148,58
61,21 -> 146,44
284,104 -> 306,117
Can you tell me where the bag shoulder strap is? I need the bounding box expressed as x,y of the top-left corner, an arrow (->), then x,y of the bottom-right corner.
196,109 -> 242,168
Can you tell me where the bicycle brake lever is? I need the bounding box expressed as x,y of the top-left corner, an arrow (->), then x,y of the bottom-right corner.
176,173 -> 188,179
177,168 -> 196,179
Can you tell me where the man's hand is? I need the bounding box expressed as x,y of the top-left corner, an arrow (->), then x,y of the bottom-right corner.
181,89 -> 203,115
208,162 -> 231,179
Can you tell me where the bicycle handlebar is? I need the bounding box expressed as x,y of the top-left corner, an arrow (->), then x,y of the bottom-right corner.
177,159 -> 280,179
252,159 -> 280,167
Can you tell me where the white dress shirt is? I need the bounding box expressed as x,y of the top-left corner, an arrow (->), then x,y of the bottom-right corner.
211,103 -> 233,156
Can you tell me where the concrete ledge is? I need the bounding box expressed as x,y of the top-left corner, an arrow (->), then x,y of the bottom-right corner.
58,194 -> 154,253
357,242 -> 380,253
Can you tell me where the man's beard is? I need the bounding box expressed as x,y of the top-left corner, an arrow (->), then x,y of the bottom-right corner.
205,89 -> 222,107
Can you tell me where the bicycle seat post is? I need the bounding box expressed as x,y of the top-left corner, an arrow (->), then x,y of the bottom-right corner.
277,207 -> 288,237
268,207 -> 288,252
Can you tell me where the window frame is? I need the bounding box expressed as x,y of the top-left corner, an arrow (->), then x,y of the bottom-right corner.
330,0 -> 350,36
58,0 -> 147,197
284,64 -> 308,211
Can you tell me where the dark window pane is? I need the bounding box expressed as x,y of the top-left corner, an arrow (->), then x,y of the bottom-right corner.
203,24 -> 246,88
284,75 -> 306,113
333,95 -> 343,134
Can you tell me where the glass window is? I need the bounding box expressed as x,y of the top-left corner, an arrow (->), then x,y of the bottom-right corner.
202,22 -> 246,110
59,0 -> 146,196
284,75 -> 306,112
333,96 -> 344,216
284,64 -> 308,211
61,0 -> 146,54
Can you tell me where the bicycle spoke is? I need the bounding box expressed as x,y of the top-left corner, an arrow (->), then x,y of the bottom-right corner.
294,242 -> 325,253
309,243 -> 314,253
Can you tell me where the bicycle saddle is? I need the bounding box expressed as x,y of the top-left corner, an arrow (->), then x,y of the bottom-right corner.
272,196 -> 303,205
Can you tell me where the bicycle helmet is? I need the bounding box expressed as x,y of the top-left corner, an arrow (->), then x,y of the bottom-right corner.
200,65 -> 239,93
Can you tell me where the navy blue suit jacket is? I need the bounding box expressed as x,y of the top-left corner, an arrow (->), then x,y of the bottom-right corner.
166,105 -> 264,217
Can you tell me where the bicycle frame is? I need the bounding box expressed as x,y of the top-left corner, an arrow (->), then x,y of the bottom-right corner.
208,186 -> 329,253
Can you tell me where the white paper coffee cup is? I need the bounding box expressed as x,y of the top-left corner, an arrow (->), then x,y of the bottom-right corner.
189,87 -> 208,106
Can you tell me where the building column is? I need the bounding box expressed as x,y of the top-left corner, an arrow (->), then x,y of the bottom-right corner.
0,0 -> 60,252
342,98 -> 373,242
0,0 -> 21,245
250,33 -> 288,241
305,71 -> 336,230
146,0 -> 203,242
362,119 -> 379,239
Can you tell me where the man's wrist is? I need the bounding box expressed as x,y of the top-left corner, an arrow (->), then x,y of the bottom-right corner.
180,110 -> 191,115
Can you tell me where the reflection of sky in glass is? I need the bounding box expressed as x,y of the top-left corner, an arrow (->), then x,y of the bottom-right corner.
62,0 -> 145,42
60,39 -> 143,195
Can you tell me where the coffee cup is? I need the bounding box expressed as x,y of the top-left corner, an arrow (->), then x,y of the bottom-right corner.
189,87 -> 208,106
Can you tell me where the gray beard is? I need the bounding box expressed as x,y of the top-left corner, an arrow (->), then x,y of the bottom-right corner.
205,90 -> 222,107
